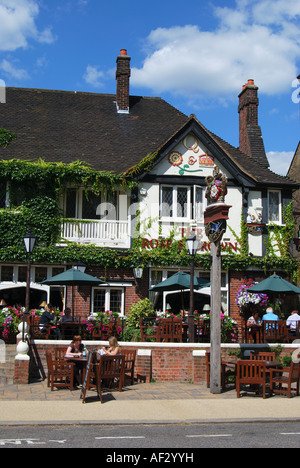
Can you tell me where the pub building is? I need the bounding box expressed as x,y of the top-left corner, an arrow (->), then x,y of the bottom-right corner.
0,50 -> 298,340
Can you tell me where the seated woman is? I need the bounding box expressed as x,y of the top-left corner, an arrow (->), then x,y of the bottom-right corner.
66,335 -> 85,387
98,336 -> 120,357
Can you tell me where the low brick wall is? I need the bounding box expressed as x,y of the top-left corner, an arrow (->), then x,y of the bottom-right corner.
12,339 -> 300,385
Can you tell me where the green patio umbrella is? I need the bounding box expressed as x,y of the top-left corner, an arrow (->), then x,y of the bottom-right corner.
150,271 -> 210,292
150,271 -> 210,311
41,268 -> 105,319
248,274 -> 300,294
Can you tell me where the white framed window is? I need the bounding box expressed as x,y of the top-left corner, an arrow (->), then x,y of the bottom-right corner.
268,190 -> 281,224
92,287 -> 125,316
64,188 -> 119,221
160,185 -> 204,222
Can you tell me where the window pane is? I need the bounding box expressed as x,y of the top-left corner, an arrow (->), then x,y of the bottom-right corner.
177,188 -> 188,218
269,192 -> 280,222
35,267 -> 47,283
66,189 -> 76,218
18,266 -> 27,282
94,290 -> 106,313
82,191 -> 101,220
0,182 -> 6,208
110,289 -> 122,313
1,266 -> 13,282
161,187 -> 173,217
194,186 -> 203,221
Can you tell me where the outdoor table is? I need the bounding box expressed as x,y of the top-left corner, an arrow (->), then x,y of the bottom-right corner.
65,355 -> 88,384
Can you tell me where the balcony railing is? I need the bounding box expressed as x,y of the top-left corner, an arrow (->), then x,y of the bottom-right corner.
59,218 -> 131,248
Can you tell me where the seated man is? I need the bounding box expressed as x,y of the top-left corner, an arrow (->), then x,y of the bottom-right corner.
262,307 -> 279,322
286,309 -> 300,336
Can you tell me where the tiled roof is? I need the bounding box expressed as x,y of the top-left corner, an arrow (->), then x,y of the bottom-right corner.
0,87 -> 297,188
0,88 -> 187,173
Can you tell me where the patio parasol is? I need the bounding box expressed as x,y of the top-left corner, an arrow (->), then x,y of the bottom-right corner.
150,271 -> 210,311
41,268 -> 105,319
248,274 -> 300,295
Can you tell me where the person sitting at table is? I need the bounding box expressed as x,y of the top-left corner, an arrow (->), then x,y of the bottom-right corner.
60,308 -> 73,323
66,335 -> 85,387
39,303 -> 61,339
247,312 -> 262,343
262,306 -> 279,322
286,309 -> 300,336
98,336 -> 120,356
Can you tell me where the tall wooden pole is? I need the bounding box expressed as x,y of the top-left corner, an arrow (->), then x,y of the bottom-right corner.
188,256 -> 195,343
210,240 -> 222,394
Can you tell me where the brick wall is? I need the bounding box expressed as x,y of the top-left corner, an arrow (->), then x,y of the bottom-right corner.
17,340 -> 300,386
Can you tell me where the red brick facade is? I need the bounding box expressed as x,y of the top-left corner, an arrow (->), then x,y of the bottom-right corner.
14,341 -> 300,386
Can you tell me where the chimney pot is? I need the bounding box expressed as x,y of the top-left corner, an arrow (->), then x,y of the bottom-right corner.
120,49 -> 127,56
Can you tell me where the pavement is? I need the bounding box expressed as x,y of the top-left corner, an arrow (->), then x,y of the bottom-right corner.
1,379 -> 300,426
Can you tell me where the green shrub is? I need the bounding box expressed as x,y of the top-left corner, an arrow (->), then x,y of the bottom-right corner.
126,298 -> 155,329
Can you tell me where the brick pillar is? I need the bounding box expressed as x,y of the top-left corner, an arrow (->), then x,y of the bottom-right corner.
136,349 -> 152,382
14,338 -> 30,384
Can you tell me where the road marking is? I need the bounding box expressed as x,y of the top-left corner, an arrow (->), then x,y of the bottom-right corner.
95,436 -> 145,440
186,434 -> 232,438
281,433 -> 300,435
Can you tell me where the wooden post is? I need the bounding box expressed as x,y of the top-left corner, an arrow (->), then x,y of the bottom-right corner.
210,240 -> 221,394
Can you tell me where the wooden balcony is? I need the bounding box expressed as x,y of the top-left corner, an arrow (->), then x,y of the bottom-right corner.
59,218 -> 131,248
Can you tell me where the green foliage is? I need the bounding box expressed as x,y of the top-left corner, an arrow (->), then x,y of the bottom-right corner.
126,298 -> 155,329
265,202 -> 295,259
0,128 -> 16,148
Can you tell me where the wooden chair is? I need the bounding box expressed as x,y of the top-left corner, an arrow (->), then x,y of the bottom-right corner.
205,351 -> 236,390
96,354 -> 125,403
139,318 -> 159,342
102,317 -> 120,340
195,319 -> 210,343
157,318 -> 183,342
270,362 -> 300,398
46,351 -> 75,391
285,322 -> 300,343
263,320 -> 287,343
123,349 -> 136,385
236,360 -> 267,398
250,351 -> 276,361
54,347 -> 67,360
91,323 -> 104,340
30,316 -> 51,340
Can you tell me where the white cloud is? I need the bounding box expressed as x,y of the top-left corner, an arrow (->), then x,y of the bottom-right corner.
83,65 -> 105,88
267,151 -> 295,176
131,0 -> 300,100
0,0 -> 56,51
0,59 -> 29,80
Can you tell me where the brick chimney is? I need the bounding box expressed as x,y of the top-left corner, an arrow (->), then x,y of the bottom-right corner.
116,49 -> 131,113
238,79 -> 269,167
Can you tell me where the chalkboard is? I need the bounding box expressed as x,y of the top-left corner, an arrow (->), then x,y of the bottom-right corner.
80,352 -> 100,403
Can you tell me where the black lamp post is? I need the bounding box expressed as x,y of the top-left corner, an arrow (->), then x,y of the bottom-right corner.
23,230 -> 36,341
186,233 -> 199,343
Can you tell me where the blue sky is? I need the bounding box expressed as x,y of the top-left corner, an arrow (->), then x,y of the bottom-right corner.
0,0 -> 299,175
